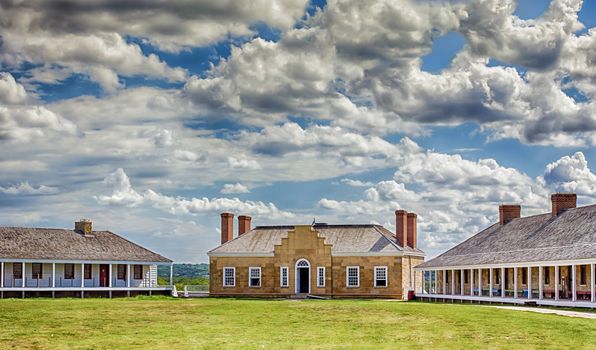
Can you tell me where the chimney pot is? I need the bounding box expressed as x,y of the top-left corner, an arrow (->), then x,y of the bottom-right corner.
406,213 -> 417,249
499,205 -> 521,225
238,215 -> 252,236
220,212 -> 234,245
395,210 -> 408,248
551,193 -> 576,216
74,219 -> 92,235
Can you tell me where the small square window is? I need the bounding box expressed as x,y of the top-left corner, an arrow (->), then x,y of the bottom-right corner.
375,266 -> 387,287
346,266 -> 359,287
249,267 -> 261,287
223,267 -> 235,287
317,267 -> 325,288
280,267 -> 289,287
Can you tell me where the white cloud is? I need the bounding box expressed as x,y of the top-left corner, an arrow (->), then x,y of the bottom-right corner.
540,151 -> 596,198
174,149 -> 202,162
0,105 -> 78,142
227,156 -> 261,170
0,72 -> 27,104
221,183 -> 250,194
96,168 -> 293,219
339,178 -> 375,187
0,182 -> 58,195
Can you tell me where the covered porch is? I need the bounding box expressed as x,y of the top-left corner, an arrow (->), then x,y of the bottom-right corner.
0,259 -> 174,298
416,260 -> 596,308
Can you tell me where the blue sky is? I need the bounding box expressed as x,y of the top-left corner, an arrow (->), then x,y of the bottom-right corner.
1,0 -> 595,262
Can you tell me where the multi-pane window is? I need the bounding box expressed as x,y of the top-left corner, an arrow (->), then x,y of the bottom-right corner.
134,265 -> 143,280
317,267 -> 325,287
249,267 -> 261,287
223,267 -> 235,287
522,267 -> 527,284
13,263 -> 22,279
464,270 -> 469,284
580,265 -> 587,285
84,265 -> 92,279
64,264 -> 75,280
544,267 -> 550,285
117,264 -> 127,280
32,263 -> 43,279
495,270 -> 500,285
346,266 -> 359,287
280,267 -> 289,287
375,266 -> 388,287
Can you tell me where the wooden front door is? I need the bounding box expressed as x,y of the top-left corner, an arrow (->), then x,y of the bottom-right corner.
99,264 -> 109,287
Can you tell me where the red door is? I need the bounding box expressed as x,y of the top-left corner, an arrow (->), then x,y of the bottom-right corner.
99,264 -> 109,287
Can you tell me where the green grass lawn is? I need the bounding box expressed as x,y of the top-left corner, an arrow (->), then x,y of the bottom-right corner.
0,298 -> 594,349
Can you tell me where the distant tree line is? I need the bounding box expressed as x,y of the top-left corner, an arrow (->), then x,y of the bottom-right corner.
157,263 -> 209,289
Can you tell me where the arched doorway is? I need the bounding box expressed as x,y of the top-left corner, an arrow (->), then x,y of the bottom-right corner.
295,259 -> 310,294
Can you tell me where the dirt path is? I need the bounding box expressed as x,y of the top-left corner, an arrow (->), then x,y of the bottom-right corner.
491,306 -> 596,319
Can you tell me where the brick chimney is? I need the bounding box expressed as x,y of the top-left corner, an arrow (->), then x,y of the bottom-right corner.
74,219 -> 92,235
406,213 -> 417,249
238,215 -> 252,236
551,193 -> 576,216
220,212 -> 234,245
395,210 -> 408,248
499,205 -> 521,225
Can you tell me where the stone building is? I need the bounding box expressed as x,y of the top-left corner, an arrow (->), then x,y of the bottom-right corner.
416,193 -> 596,308
208,211 -> 425,298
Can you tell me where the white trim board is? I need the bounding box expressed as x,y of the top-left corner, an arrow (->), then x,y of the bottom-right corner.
416,259 -> 596,271
0,259 -> 170,265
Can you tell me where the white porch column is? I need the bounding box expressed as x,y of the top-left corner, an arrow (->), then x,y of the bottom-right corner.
442,270 -> 446,294
513,267 -> 518,299
127,264 -> 131,288
527,266 -> 532,300
555,265 -> 559,301
169,263 -> 174,286
81,264 -> 85,288
460,270 -> 464,296
52,263 -> 55,288
0,262 -> 4,288
539,266 -> 543,300
478,269 -> 482,297
591,264 -> 595,303
572,264 -> 577,302
22,263 -> 26,288
451,270 -> 455,295
109,264 -> 113,288
470,269 -> 474,296
501,267 -> 505,298
489,268 -> 493,297
434,271 -> 438,295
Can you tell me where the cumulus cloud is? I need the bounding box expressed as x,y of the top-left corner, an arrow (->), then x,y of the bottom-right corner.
0,182 -> 58,195
0,72 -> 27,104
96,168 -> 293,219
540,151 -> 596,197
221,183 -> 250,194
174,149 -> 202,162
339,178 -> 375,187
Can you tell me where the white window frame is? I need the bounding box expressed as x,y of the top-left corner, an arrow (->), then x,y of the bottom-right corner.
317,267 -> 325,288
249,267 -> 261,288
346,266 -> 360,288
223,267 -> 235,287
374,266 -> 388,288
280,266 -> 289,288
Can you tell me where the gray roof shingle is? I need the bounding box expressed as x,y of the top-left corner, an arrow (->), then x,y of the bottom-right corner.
418,204 -> 596,269
208,224 -> 424,256
0,227 -> 171,263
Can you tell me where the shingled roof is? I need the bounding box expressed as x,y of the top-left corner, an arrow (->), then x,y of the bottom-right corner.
0,227 -> 171,263
418,204 -> 596,269
208,224 -> 424,256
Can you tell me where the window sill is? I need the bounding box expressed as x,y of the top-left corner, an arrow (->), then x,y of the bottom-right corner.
346,286 -> 360,288
223,285 -> 236,288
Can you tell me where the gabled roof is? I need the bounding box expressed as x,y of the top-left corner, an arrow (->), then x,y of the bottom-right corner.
0,227 -> 171,263
208,224 -> 425,256
418,204 -> 596,269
